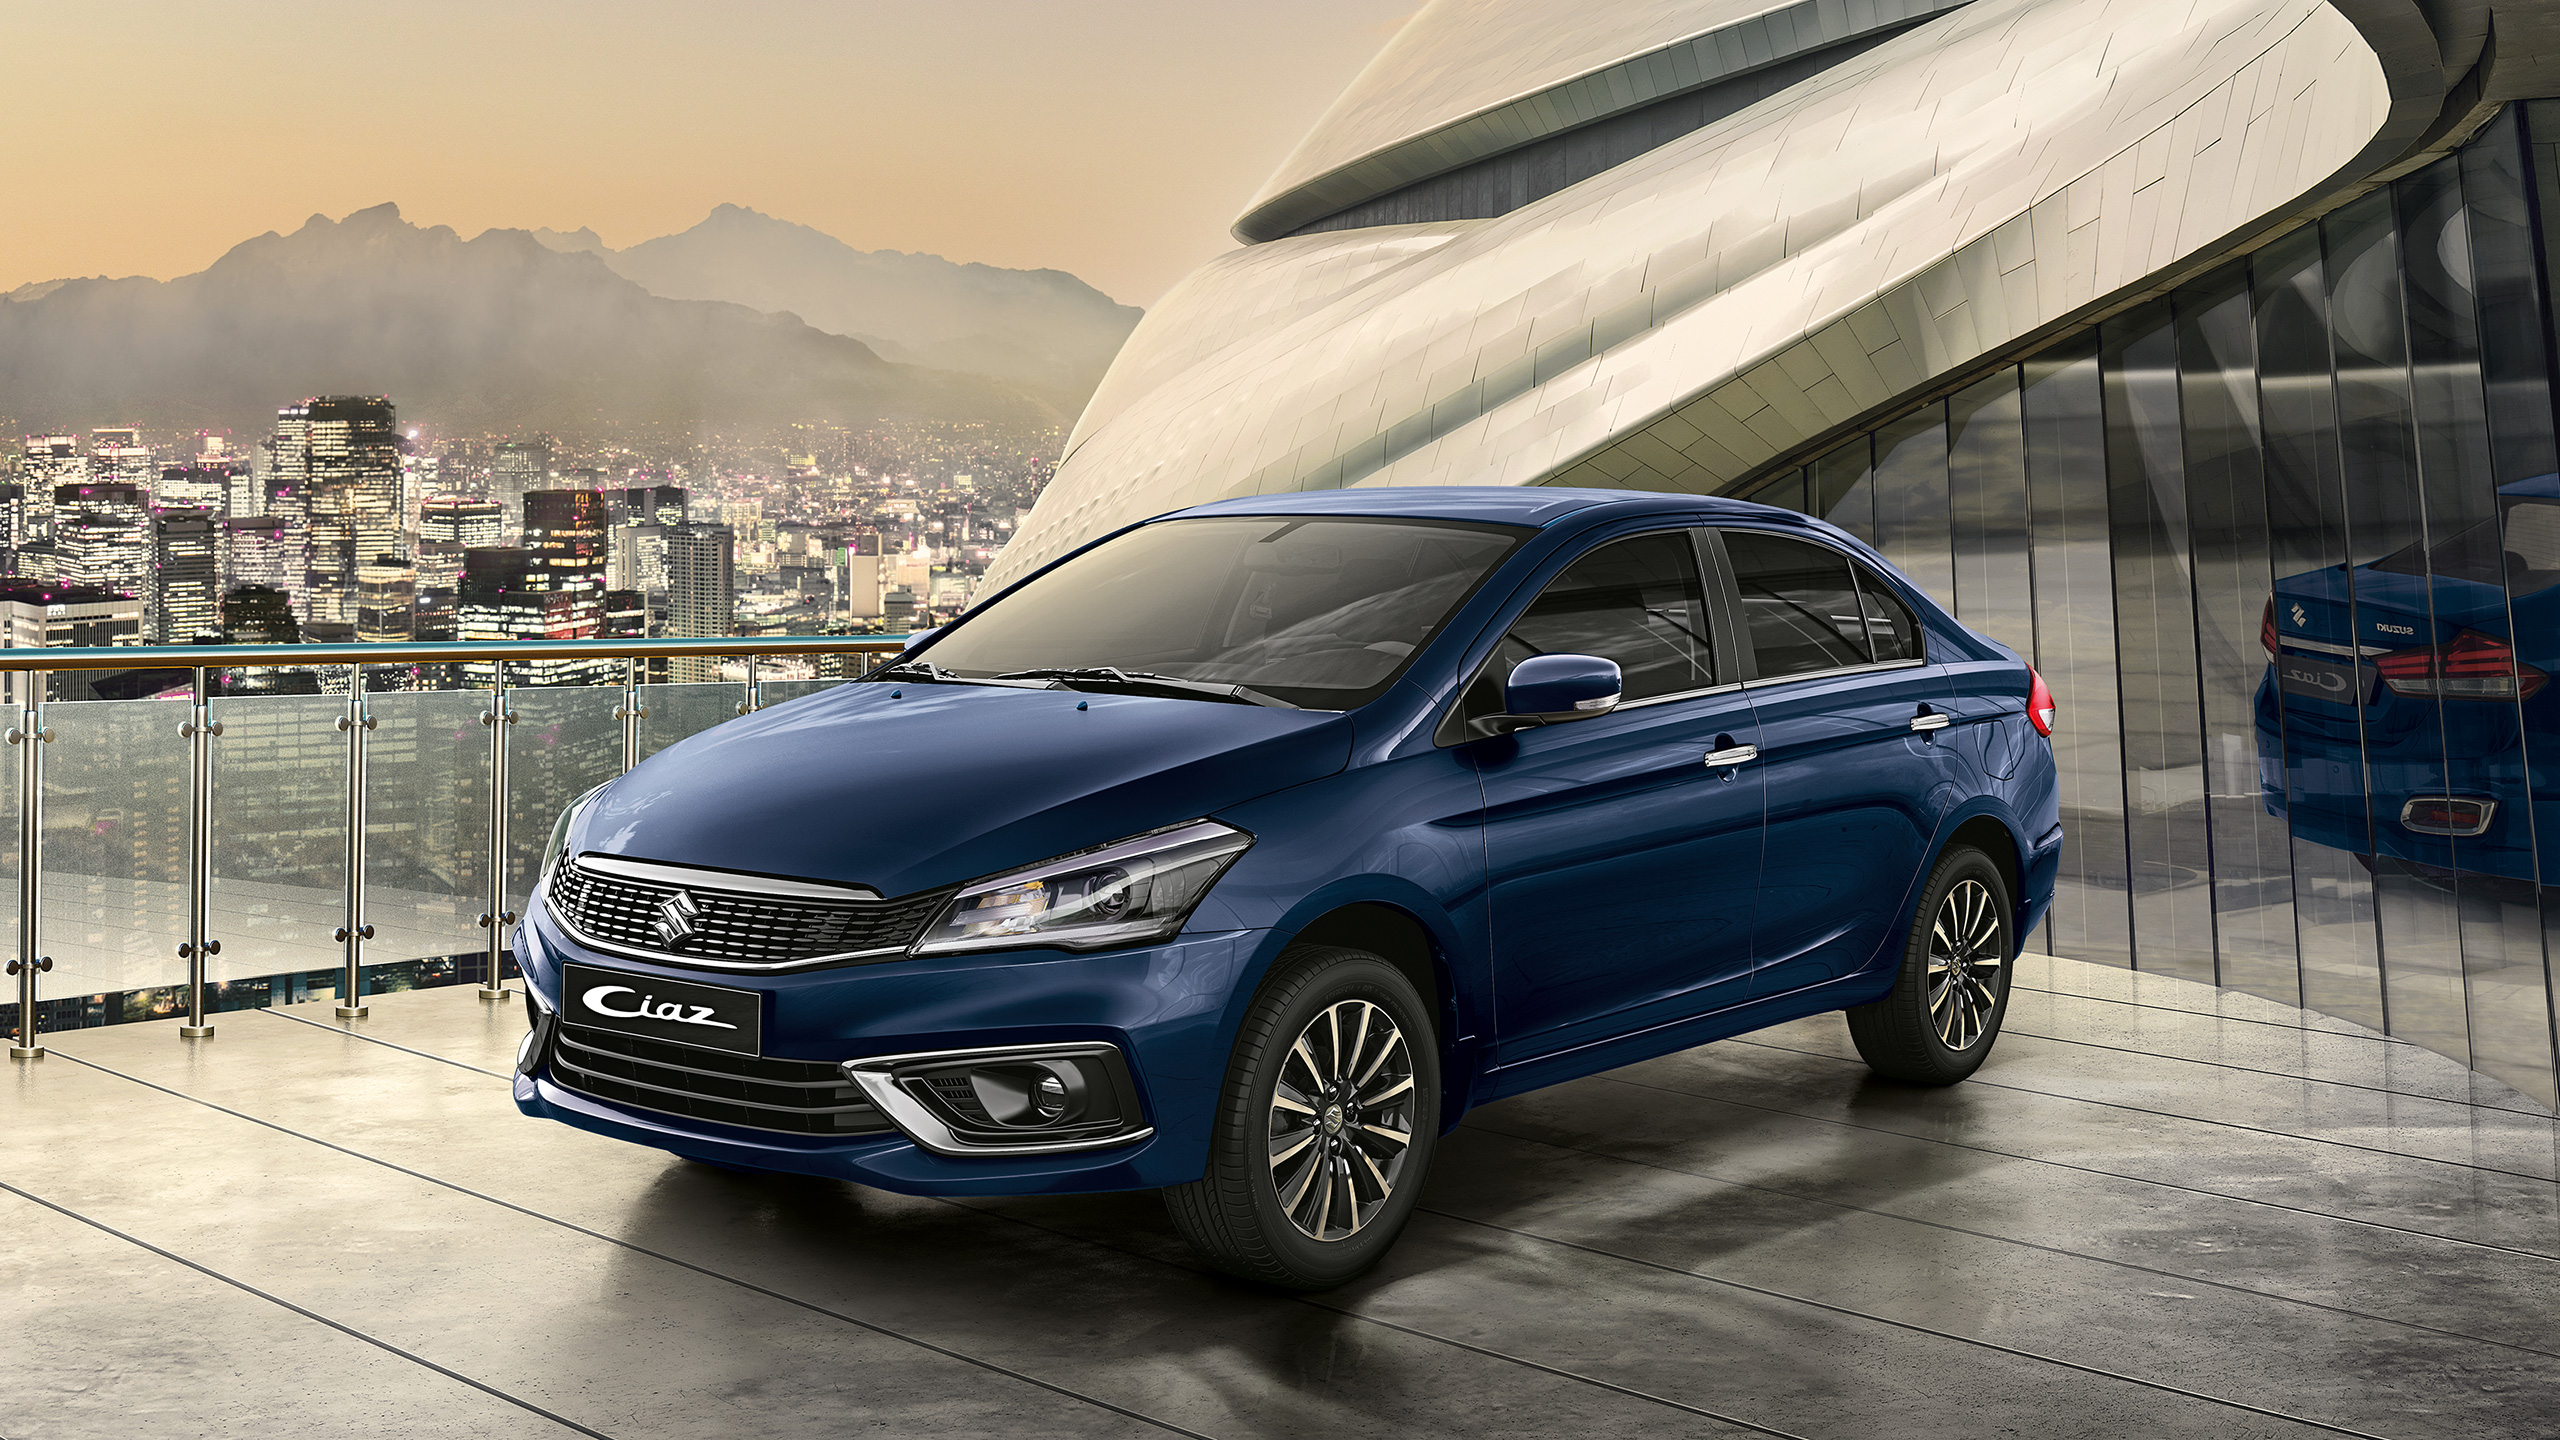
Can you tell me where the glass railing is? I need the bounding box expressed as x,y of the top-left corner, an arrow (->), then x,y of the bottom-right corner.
0,635 -> 907,1054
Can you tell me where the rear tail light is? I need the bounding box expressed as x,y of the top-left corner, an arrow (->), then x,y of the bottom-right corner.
2401,797 -> 2496,837
2373,629 -> 2548,701
2260,598 -> 2278,655
2026,667 -> 2056,737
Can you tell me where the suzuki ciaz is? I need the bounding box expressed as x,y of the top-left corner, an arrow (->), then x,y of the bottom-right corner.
513,488 -> 2061,1289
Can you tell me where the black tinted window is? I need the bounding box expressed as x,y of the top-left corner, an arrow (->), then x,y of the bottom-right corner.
1722,530 -> 1873,677
2369,495 -> 2560,597
1854,563 -> 1923,661
1472,531 -> 1716,711
918,516 -> 1525,709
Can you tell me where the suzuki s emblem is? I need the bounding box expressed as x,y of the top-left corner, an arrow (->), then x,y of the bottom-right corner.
2289,602 -> 2307,627
653,890 -> 701,947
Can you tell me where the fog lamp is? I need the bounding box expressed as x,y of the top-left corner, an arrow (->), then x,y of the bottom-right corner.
842,1042 -> 1152,1156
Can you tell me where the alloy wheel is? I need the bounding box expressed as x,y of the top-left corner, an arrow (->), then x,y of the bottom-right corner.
1927,877 -> 2005,1050
1267,999 -> 1417,1241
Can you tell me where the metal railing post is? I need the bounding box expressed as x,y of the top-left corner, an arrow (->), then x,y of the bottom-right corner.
614,658 -> 644,773
477,662 -> 515,1002
333,663 -> 374,1020
8,672 -> 50,1061
737,652 -> 763,716
178,667 -> 222,1039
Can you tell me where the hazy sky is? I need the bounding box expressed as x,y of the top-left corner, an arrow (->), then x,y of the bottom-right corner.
0,2 -> 1414,309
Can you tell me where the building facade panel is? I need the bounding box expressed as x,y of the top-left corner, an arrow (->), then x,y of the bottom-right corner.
997,0 -> 2394,594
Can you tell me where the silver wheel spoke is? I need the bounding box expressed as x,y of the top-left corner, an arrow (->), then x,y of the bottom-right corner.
1925,879 -> 2004,1052
1361,1073 -> 1414,1106
1265,994 -> 1416,1243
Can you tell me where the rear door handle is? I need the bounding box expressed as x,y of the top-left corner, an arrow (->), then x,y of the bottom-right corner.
1704,744 -> 1759,768
1909,713 -> 1951,732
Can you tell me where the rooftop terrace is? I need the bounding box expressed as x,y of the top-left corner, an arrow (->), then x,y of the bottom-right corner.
6,952 -> 2554,1439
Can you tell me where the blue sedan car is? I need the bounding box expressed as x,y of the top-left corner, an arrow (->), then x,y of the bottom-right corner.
513,488 -> 2061,1288
2259,474 -> 2558,882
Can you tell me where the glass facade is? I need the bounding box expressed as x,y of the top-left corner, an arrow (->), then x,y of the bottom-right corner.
1744,105 -> 2560,1107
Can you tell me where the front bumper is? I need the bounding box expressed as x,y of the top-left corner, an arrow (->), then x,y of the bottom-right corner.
510,898 -> 1262,1195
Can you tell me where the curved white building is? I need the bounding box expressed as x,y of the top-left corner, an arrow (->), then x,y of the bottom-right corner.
1001,0 -> 2560,1107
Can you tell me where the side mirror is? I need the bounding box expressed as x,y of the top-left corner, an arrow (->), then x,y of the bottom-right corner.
1492,653 -> 1622,731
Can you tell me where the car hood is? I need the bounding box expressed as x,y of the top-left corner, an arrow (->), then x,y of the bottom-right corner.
569,681 -> 1355,898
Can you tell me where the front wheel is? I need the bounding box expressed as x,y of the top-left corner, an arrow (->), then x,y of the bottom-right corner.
1163,945 -> 1438,1290
1846,845 -> 2014,1084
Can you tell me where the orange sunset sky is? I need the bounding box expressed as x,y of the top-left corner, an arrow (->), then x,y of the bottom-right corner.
1,1 -> 1416,308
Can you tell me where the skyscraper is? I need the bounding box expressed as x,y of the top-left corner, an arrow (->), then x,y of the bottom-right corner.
221,515 -> 300,599
220,584 -> 298,647
155,463 -> 234,514
493,440 -> 549,523
53,481 -> 151,600
355,565 -> 416,643
605,485 -> 686,528
522,489 -> 609,596
17,436 -> 81,541
299,396 -> 404,628
88,427 -> 152,493
664,523 -> 735,683
151,509 -> 220,643
457,546 -> 602,685
421,497 -> 503,548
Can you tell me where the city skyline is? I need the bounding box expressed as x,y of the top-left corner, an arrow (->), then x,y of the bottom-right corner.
0,2 -> 1416,310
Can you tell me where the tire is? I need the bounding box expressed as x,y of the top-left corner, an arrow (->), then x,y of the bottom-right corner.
1845,845 -> 2014,1085
1163,944 -> 1439,1291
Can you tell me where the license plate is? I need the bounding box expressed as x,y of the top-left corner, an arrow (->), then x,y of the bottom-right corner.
2275,655 -> 2378,706
562,963 -> 763,1056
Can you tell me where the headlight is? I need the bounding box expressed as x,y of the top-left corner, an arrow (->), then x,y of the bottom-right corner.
910,820 -> 1252,956
544,783 -> 609,878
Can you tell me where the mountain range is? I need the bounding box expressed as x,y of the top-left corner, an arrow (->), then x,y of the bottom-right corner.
535,205 -> 1140,402
0,203 -> 1136,437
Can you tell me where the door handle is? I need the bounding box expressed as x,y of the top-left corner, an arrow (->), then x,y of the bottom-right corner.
1703,744 -> 1759,768
1909,712 -> 1951,732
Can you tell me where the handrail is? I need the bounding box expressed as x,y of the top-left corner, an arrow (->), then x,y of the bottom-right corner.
2,629 -> 926,1056
0,633 -> 920,673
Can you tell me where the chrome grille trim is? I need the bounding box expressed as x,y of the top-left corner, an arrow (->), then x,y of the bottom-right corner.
544,854 -> 950,971
573,854 -> 883,903
549,1023 -> 894,1136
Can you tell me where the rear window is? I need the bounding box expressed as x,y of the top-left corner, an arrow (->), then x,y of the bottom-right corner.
2369,496 -> 2560,597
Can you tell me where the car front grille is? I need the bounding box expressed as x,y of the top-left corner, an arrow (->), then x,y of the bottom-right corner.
547,1023 -> 894,1136
547,856 -> 951,970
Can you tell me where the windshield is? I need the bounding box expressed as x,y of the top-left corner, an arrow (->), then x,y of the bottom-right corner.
908,515 -> 1529,709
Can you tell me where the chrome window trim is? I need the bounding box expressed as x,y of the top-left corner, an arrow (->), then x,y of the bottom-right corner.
572,854 -> 883,903
842,1043 -> 1157,1157
1740,657 -> 1930,691
1613,680 -> 1751,711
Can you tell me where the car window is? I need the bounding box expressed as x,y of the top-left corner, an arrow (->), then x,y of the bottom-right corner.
1448,531 -> 1717,734
1854,562 -> 1923,662
1721,530 -> 1875,677
2370,496 -> 2560,597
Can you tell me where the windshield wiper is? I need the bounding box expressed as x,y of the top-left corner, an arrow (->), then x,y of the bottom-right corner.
865,661 -> 1057,690
991,667 -> 1299,708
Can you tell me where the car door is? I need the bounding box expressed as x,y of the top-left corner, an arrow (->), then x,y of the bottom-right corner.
1715,528 -> 1961,999
1467,527 -> 1766,1066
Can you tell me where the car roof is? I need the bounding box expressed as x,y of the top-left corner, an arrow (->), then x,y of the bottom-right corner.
1166,485 -> 1784,528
